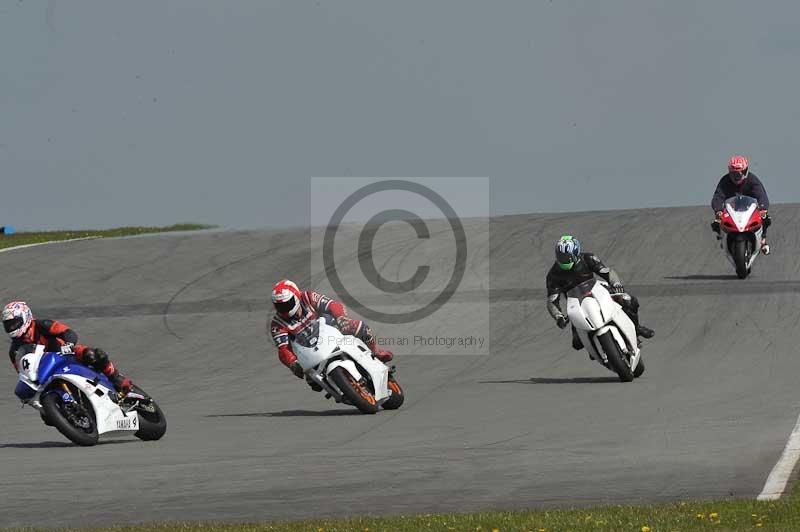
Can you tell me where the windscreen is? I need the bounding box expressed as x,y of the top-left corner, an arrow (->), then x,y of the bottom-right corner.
292,320 -> 320,349
725,195 -> 757,212
566,278 -> 597,300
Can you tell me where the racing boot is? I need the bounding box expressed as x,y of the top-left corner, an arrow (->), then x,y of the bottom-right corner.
373,348 -> 394,363
108,370 -> 133,397
636,325 -> 655,339
571,326 -> 584,351
83,348 -> 132,395
621,303 -> 654,340
761,238 -> 771,255
366,337 -> 393,363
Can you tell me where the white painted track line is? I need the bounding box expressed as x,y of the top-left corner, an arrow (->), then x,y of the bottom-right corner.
0,236 -> 100,254
758,411 -> 800,500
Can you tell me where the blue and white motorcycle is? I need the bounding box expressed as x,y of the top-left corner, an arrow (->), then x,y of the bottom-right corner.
14,344 -> 166,446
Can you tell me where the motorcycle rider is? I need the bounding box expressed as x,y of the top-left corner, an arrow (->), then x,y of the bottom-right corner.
3,301 -> 132,395
711,155 -> 771,255
546,236 -> 654,351
269,280 -> 393,387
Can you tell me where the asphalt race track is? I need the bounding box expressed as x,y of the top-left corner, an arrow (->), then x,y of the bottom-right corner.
2,205 -> 800,528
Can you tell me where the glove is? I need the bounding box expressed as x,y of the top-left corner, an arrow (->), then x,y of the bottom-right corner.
761,209 -> 768,219
289,361 -> 304,379
60,343 -> 75,354
610,282 -> 625,294
335,316 -> 351,330
715,211 -> 723,220
555,316 -> 569,329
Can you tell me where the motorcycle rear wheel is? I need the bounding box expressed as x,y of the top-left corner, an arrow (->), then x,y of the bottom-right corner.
129,386 -> 167,441
42,382 -> 99,446
633,358 -> 645,378
382,377 -> 405,410
329,367 -> 379,414
598,332 -> 634,382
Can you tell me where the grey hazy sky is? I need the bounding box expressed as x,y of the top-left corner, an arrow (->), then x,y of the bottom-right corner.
2,1 -> 799,230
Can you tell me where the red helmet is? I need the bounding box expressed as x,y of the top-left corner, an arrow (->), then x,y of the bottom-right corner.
728,155 -> 749,185
272,279 -> 302,318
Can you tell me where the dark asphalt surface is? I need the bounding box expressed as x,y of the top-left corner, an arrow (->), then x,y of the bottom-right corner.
1,205 -> 799,528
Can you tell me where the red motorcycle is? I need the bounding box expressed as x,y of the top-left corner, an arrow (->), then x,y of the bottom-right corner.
714,194 -> 765,279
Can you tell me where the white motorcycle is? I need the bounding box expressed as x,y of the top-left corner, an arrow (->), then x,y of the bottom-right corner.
292,318 -> 404,414
715,194 -> 765,279
566,279 -> 644,382
14,344 -> 167,446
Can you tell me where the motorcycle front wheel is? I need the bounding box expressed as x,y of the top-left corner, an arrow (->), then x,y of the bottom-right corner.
598,332 -> 634,382
734,238 -> 750,279
329,367 -> 379,414
42,381 -> 99,446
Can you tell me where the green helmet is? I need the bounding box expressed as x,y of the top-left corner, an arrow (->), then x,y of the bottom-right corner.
555,235 -> 582,270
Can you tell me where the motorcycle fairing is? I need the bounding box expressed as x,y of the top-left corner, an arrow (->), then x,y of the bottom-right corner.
719,195 -> 763,269
566,280 -> 640,370
292,318 -> 390,403
47,372 -> 140,435
14,347 -> 138,435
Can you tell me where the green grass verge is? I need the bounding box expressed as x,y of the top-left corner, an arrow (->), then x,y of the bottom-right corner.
7,484 -> 798,532
0,224 -> 214,250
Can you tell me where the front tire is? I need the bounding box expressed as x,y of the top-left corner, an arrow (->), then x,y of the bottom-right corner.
42,385 -> 99,446
382,377 -> 405,410
598,332 -> 634,382
734,238 -> 749,279
329,366 -> 379,414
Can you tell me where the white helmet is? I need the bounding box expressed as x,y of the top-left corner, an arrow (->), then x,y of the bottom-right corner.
2,301 -> 33,339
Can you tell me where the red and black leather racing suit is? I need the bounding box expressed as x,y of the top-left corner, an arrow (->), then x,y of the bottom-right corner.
269,290 -> 391,370
8,319 -> 130,392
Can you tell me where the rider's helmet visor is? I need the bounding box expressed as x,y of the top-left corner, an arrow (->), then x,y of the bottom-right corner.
3,317 -> 22,334
729,169 -> 748,183
274,298 -> 298,316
